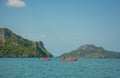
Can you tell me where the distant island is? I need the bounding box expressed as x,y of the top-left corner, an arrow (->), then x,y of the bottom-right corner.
1,28 -> 120,58
0,28 -> 53,58
60,44 -> 120,58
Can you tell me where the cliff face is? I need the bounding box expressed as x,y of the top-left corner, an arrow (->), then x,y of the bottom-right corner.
60,44 -> 120,58
35,41 -> 53,57
0,28 -> 53,58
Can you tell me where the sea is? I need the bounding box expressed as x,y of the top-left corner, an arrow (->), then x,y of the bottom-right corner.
0,58 -> 120,78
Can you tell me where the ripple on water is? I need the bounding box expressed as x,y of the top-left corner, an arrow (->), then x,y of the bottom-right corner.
0,58 -> 120,78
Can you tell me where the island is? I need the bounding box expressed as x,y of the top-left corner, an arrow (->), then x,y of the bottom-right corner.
0,28 -> 53,58
60,44 -> 120,58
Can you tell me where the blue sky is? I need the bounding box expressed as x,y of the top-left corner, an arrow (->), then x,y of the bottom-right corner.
0,0 -> 120,56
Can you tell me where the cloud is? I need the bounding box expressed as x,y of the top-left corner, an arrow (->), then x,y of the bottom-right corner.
7,0 -> 26,7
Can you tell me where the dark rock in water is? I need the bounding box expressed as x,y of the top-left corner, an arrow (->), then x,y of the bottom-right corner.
0,28 -> 53,58
60,44 -> 120,58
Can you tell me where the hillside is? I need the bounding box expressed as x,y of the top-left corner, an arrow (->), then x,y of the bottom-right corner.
60,44 -> 120,58
0,28 -> 53,58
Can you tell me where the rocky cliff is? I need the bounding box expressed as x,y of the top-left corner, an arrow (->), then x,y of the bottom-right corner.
0,28 -> 53,58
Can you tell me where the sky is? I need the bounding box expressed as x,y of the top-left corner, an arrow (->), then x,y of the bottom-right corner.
0,0 -> 120,56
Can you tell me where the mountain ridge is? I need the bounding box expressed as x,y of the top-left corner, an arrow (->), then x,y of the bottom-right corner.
60,44 -> 120,58
0,28 -> 53,58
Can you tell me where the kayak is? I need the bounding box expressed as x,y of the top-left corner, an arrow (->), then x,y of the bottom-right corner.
71,58 -> 78,61
62,58 -> 78,61
42,58 -> 51,61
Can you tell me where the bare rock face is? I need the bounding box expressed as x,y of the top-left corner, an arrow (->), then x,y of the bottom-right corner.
0,28 -> 13,40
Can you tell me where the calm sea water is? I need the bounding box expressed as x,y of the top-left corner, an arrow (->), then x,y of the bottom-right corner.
0,58 -> 120,78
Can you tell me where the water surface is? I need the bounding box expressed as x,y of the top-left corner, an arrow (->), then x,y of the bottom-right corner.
0,58 -> 120,78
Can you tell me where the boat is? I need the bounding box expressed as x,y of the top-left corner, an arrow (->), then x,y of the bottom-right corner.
70,58 -> 78,61
61,56 -> 78,61
41,57 -> 51,61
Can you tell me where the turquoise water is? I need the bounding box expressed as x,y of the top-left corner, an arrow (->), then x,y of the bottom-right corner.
0,58 -> 120,78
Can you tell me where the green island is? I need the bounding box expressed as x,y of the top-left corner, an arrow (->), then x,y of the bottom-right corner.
60,44 -> 120,58
0,28 -> 53,58
1,28 -> 120,58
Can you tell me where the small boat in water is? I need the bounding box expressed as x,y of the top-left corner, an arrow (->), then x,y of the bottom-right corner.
61,56 -> 78,61
70,58 -> 78,61
41,57 -> 51,61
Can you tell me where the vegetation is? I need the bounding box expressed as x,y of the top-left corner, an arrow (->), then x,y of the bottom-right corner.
0,28 -> 53,58
60,44 -> 120,58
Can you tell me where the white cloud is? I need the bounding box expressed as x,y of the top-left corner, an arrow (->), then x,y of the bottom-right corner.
7,0 -> 26,7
